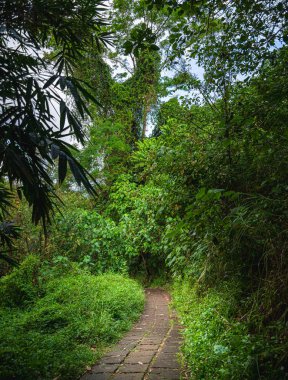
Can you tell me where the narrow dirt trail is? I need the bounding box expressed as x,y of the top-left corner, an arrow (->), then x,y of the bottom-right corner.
81,288 -> 184,380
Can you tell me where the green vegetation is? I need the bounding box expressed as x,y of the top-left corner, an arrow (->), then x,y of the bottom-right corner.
173,281 -> 255,379
1,0 -> 287,379
0,0 -> 111,236
173,281 -> 287,380
0,257 -> 144,379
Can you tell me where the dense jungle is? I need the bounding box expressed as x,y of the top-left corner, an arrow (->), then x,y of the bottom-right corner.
0,0 -> 287,379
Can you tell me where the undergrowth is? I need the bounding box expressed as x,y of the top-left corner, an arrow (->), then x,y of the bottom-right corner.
172,280 -> 288,380
0,256 -> 144,380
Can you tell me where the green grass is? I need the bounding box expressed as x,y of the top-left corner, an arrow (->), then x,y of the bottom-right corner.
0,258 -> 144,379
172,279 -> 288,380
172,280 -> 256,380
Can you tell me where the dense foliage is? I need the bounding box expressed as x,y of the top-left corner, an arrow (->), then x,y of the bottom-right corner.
0,0 -> 112,257
0,256 -> 144,379
0,0 -> 287,379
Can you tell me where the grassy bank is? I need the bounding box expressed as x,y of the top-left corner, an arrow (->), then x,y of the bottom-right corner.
172,280 -> 287,380
0,256 -> 144,379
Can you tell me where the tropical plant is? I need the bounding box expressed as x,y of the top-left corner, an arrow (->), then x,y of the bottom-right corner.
0,0 -> 112,236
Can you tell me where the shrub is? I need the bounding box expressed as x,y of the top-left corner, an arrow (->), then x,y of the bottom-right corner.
0,261 -> 144,380
173,280 -> 257,380
0,255 -> 41,307
49,209 -> 131,274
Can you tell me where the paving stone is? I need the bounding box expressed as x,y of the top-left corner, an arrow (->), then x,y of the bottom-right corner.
152,357 -> 180,369
149,368 -> 181,378
102,352 -> 124,358
124,333 -> 142,339
147,372 -> 180,380
119,340 -> 140,347
137,344 -> 159,351
155,323 -> 170,328
170,327 -> 182,333
113,374 -> 144,380
81,373 -> 113,380
112,342 -> 137,352
118,363 -> 147,373
165,339 -> 182,345
156,352 -> 178,360
141,338 -> 162,343
91,364 -> 119,373
118,340 -> 139,346
162,346 -> 180,353
169,333 -> 182,340
125,351 -> 154,364
101,355 -> 124,364
103,351 -> 127,359
153,352 -> 179,368
152,329 -> 169,334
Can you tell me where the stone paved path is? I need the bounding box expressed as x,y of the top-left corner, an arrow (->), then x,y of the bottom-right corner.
81,288 -> 184,380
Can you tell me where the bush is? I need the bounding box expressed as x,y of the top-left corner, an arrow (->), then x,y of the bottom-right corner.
0,255 -> 41,308
172,280 -> 257,380
49,209 -> 132,274
0,258 -> 144,379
